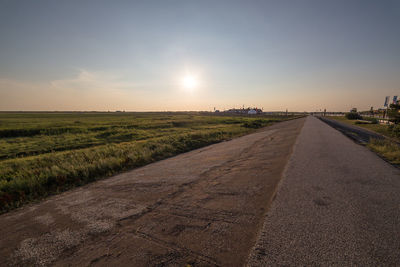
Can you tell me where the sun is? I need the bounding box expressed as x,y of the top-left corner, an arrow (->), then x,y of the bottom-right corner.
182,75 -> 198,90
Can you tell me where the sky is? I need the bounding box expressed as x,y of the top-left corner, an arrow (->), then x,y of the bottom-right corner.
0,0 -> 399,112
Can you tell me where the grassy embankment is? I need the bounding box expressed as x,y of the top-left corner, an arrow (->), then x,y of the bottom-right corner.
329,116 -> 400,164
0,112 -> 300,213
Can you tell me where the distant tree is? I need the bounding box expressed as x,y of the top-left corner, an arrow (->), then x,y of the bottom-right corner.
388,103 -> 400,124
345,112 -> 362,120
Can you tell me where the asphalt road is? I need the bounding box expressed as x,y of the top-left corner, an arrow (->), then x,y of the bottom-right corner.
318,116 -> 385,144
248,116 -> 400,266
0,118 -> 305,266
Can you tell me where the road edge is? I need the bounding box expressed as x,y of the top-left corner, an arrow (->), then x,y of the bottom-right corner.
244,116 -> 308,266
318,116 -> 400,169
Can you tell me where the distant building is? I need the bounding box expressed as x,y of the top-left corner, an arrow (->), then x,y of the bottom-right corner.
224,107 -> 262,114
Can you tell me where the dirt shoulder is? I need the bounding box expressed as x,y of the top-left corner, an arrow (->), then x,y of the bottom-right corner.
0,118 -> 305,267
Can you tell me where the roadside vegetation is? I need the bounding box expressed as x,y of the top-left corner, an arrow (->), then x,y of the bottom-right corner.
0,112 -> 301,213
367,139 -> 400,165
331,116 -> 397,141
330,115 -> 400,165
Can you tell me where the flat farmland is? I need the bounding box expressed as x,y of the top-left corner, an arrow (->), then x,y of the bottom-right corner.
0,112 -> 298,213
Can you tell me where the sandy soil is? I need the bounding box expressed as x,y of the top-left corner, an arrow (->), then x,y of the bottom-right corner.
0,118 -> 305,267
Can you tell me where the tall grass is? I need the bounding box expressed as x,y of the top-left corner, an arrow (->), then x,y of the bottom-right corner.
0,129 -> 247,212
0,113 -> 281,160
367,138 -> 400,164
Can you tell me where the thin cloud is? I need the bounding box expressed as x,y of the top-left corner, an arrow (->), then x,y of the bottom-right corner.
0,69 -> 152,111
50,69 -> 142,91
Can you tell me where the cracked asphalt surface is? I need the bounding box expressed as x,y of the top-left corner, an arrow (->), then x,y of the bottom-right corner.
0,118 -> 305,266
248,116 -> 400,266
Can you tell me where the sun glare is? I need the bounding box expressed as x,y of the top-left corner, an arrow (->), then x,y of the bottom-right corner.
182,75 -> 198,90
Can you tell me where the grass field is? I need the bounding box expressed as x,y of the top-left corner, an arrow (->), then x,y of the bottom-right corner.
0,112 -> 299,213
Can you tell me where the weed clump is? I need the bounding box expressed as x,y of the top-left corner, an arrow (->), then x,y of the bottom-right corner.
242,119 -> 269,129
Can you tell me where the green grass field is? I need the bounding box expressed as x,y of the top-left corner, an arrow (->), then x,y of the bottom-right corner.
0,112 -> 299,213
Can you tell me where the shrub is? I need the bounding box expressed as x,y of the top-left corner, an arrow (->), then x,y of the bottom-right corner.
345,112 -> 362,120
242,120 -> 263,128
172,121 -> 190,127
388,103 -> 400,124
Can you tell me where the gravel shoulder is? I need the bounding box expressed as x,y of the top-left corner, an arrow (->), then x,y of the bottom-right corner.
0,118 -> 305,266
247,116 -> 400,266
